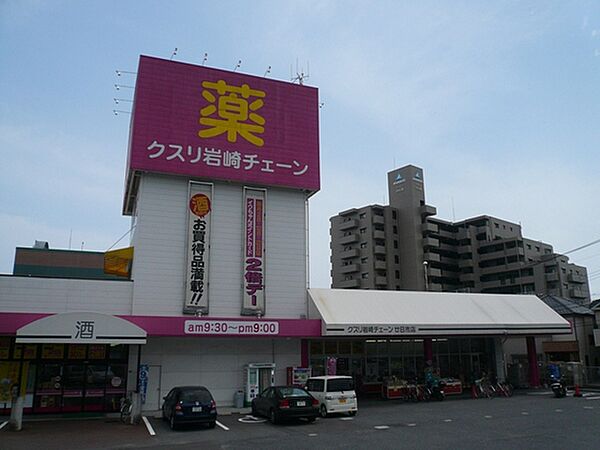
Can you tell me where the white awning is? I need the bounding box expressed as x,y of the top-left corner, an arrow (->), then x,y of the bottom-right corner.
308,289 -> 571,337
16,312 -> 147,344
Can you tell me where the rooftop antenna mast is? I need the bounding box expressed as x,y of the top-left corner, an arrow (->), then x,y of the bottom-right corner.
202,52 -> 208,66
170,47 -> 178,60
264,65 -> 272,77
291,59 -> 310,85
233,59 -> 242,71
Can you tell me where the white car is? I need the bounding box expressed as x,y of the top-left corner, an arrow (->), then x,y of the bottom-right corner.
305,376 -> 357,417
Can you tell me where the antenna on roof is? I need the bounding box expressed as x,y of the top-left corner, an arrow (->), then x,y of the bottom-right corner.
113,98 -> 133,104
233,59 -> 242,71
114,84 -> 134,91
291,59 -> 310,85
202,52 -> 208,66
170,47 -> 178,60
113,109 -> 131,116
115,70 -> 137,77
264,65 -> 272,77
451,197 -> 456,222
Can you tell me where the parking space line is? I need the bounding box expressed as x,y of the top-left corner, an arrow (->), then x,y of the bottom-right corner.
216,420 -> 230,431
443,419 -> 453,423
521,412 -> 529,415
555,409 -> 563,413
142,416 -> 156,436
484,415 -> 492,419
374,425 -> 390,430
308,433 -> 318,437
406,423 -> 417,427
584,396 -> 600,401
584,406 -> 594,409
340,417 -> 354,421
0,421 -> 8,430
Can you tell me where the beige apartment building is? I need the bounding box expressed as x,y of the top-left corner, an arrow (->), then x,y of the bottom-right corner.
330,165 -> 591,304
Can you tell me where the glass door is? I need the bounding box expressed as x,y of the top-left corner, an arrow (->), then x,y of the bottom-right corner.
84,364 -> 106,411
62,364 -> 85,412
34,364 -> 63,413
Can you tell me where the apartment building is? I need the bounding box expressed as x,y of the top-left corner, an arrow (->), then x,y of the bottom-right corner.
330,165 -> 591,303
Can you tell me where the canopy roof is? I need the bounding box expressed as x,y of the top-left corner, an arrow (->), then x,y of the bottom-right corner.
308,289 -> 570,337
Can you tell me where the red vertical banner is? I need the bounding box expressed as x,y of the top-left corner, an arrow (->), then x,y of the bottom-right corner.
242,189 -> 266,315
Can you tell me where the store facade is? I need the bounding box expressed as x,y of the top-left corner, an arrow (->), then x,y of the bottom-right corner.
0,55 -> 571,415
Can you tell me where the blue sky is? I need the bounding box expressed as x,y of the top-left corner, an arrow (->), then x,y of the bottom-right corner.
1,1 -> 599,296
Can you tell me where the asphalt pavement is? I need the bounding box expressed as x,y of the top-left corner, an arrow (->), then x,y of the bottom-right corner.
2,391 -> 600,450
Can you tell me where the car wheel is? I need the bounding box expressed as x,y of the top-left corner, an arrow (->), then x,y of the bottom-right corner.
349,410 -> 357,417
269,409 -> 279,424
320,404 -> 328,418
208,421 -> 216,429
169,414 -> 177,430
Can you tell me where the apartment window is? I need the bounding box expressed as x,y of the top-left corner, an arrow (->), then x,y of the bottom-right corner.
344,275 -> 352,281
343,246 -> 352,251
494,223 -> 499,229
510,227 -> 513,231
393,225 -> 398,234
361,273 -> 369,279
562,268 -> 566,274
359,213 -> 366,219
545,249 -> 551,254
527,244 -> 532,250
395,270 -> 400,279
394,240 -> 398,249
361,257 -> 368,264
394,255 -> 399,264
392,211 -> 397,219
535,246 -> 540,252
360,242 -> 367,249
563,283 -> 568,289
360,228 -> 366,234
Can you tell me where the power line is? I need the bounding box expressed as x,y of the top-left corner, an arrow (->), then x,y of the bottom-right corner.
524,237 -> 600,270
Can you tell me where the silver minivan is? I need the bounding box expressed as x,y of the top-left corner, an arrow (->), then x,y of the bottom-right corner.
305,375 -> 358,417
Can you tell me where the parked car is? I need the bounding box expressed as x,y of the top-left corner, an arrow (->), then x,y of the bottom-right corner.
306,376 -> 358,417
251,385 -> 319,424
162,386 -> 217,430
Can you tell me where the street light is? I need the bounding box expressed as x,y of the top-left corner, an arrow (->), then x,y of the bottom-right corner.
423,261 -> 429,291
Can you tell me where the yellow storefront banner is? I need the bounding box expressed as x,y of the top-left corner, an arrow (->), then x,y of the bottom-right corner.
0,361 -> 29,402
104,247 -> 134,278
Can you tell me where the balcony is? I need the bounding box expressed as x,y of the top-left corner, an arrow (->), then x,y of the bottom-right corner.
458,245 -> 473,254
373,230 -> 386,240
459,273 -> 476,283
438,242 -> 456,252
340,248 -> 359,259
428,283 -> 443,292
375,260 -> 387,270
568,273 -> 587,284
373,215 -> 385,225
440,256 -> 458,266
424,252 -> 441,263
569,288 -> 587,299
594,329 -> 600,347
374,245 -> 386,255
420,204 -> 437,217
457,228 -> 471,240
340,264 -> 359,274
422,237 -> 439,248
375,276 -> 388,286
338,279 -> 360,288
458,259 -> 472,269
422,222 -> 438,233
428,267 -> 442,278
339,233 -> 359,245
339,219 -> 358,231
545,272 -> 559,282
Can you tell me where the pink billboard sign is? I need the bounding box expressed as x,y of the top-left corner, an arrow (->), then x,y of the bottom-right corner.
127,56 -> 320,191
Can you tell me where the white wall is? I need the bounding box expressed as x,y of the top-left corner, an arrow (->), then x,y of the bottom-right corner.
140,337 -> 301,409
0,276 -> 133,314
130,174 -> 308,318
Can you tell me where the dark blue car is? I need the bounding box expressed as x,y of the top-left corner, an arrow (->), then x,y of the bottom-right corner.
162,386 -> 217,430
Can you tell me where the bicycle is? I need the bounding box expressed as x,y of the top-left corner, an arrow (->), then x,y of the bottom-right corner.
495,381 -> 513,397
120,395 -> 133,424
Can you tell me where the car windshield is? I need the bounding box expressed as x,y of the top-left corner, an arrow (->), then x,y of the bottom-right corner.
327,378 -> 354,392
277,387 -> 309,398
180,389 -> 212,403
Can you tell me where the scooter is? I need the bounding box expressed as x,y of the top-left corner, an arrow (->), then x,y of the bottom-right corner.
550,375 -> 567,398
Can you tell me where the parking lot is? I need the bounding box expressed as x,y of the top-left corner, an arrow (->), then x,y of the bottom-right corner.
2,392 -> 600,450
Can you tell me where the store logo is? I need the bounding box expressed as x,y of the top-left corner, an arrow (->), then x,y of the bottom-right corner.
199,80 -> 266,147
393,173 -> 405,185
74,320 -> 95,339
413,170 -> 423,182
